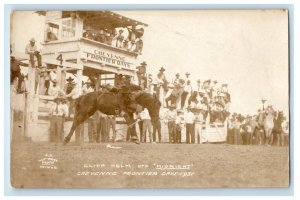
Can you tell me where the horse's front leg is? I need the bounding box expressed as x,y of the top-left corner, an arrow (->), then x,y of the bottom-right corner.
63,111 -> 94,145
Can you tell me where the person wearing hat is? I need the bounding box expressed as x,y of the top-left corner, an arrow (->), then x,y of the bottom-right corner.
166,104 -> 177,143
154,67 -> 167,101
136,61 -> 147,87
194,108 -> 205,144
45,28 -> 58,42
115,29 -> 125,48
105,32 -> 113,45
10,55 -> 24,93
82,79 -> 95,95
173,73 -> 180,86
37,65 -> 48,95
185,105 -> 195,144
175,109 -> 185,143
95,29 -> 106,43
181,79 -> 193,109
65,77 -> 75,95
49,97 -> 69,143
48,79 -> 66,98
25,37 -> 38,68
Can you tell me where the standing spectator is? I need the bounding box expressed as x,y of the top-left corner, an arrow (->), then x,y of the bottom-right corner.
185,106 -> 195,144
166,104 -> 177,143
88,112 -> 98,143
173,73 -> 180,86
194,108 -> 205,144
114,29 -> 125,48
38,66 -> 47,95
65,77 -> 75,95
136,61 -> 147,87
227,114 -> 235,144
175,109 -> 185,143
233,115 -> 242,145
49,97 -> 68,143
181,80 -> 193,109
139,107 -> 153,143
152,108 -> 163,143
82,79 -> 94,95
107,115 -> 116,142
133,108 -> 144,142
66,83 -> 80,118
99,112 -> 109,142
154,67 -> 167,101
281,117 -> 289,146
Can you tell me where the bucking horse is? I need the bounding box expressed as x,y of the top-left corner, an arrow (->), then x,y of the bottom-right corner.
63,84 -> 161,145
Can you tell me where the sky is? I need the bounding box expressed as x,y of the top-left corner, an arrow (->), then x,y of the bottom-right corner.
10,10 -> 289,115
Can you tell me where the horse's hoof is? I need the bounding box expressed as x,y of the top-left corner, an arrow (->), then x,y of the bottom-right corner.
63,138 -> 70,145
133,140 -> 140,144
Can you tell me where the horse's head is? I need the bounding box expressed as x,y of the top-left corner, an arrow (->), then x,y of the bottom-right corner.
134,92 -> 161,124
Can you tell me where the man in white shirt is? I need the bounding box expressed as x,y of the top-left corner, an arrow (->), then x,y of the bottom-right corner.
48,80 -> 66,98
185,106 -> 195,144
139,107 -> 153,143
194,108 -> 205,144
49,97 -> 69,143
175,109 -> 185,143
25,38 -> 37,68
166,104 -> 177,143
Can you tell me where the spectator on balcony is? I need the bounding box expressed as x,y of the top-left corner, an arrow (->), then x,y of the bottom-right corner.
95,29 -> 106,43
45,28 -> 58,42
105,32 -> 113,46
114,29 -> 125,48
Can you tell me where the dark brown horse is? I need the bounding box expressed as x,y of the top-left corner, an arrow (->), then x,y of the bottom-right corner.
63,85 -> 161,144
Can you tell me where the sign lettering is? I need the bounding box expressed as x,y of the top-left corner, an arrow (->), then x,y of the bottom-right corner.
86,50 -> 133,69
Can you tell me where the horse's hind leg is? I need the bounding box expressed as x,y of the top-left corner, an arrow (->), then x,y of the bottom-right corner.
63,113 -> 90,145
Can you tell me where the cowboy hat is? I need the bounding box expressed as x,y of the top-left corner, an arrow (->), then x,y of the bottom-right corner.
222,83 -> 228,86
175,73 -> 180,77
197,79 -> 201,83
29,38 -> 36,42
66,77 -> 74,82
213,80 -> 218,83
140,61 -> 147,66
185,72 -> 190,76
52,79 -> 57,83
159,67 -> 165,72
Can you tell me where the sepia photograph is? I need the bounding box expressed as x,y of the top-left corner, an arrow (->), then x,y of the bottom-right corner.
9,9 -> 290,188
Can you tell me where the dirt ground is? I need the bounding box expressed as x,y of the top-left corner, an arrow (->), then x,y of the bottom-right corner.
10,141 -> 289,188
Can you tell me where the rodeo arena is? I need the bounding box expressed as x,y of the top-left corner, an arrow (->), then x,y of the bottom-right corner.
10,11 -> 290,188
